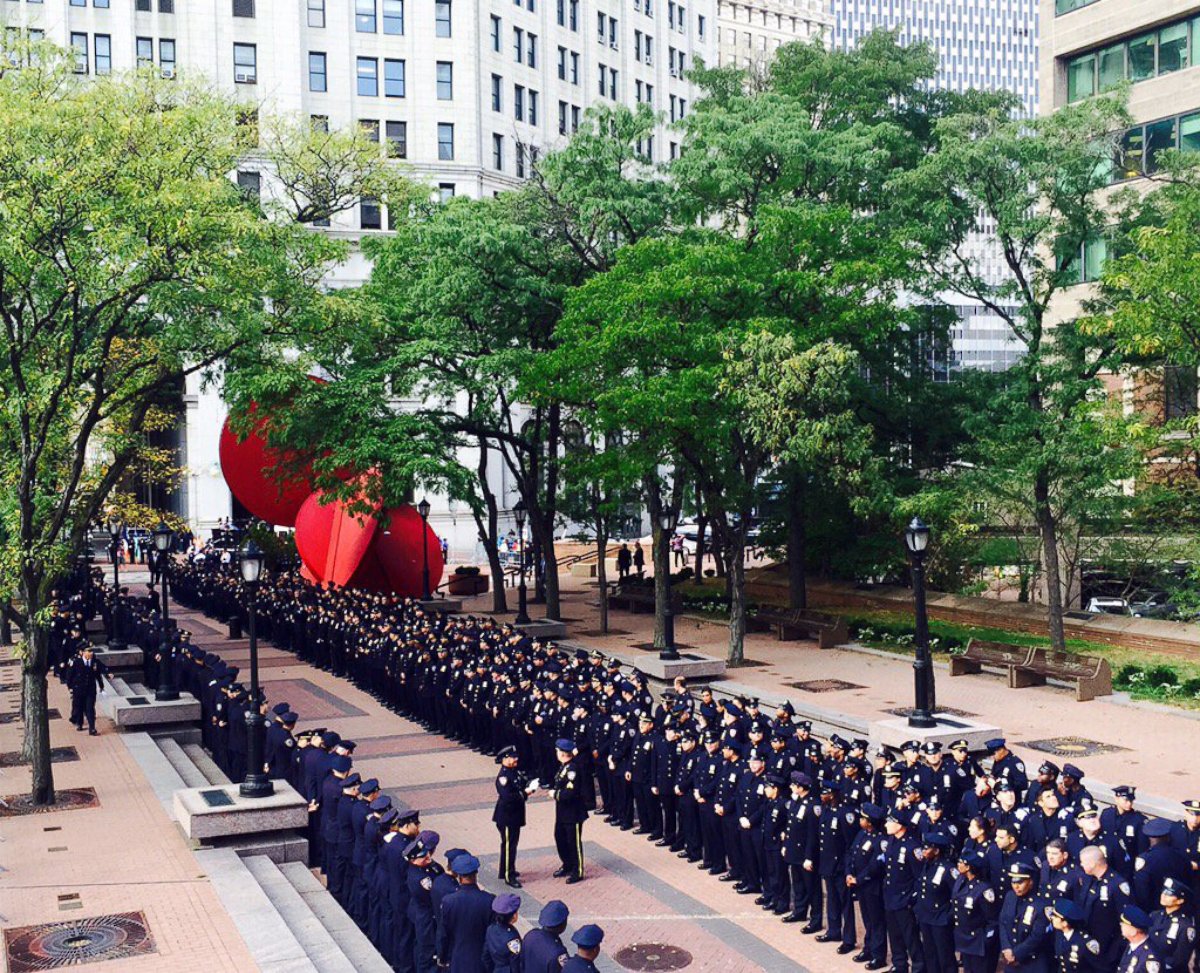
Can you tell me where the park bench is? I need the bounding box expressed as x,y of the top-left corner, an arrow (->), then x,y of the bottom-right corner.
606,586 -> 658,614
1011,647 -> 1113,702
949,639 -> 1033,681
748,607 -> 849,649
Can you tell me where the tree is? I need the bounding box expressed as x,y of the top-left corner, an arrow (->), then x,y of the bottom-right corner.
0,50 -> 351,804
893,93 -> 1134,649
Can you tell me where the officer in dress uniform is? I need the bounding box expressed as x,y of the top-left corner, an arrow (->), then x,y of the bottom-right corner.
405,829 -> 444,973
1104,786 -> 1149,862
1134,819 -> 1193,914
782,771 -> 820,925
482,893 -> 522,972
987,738 -> 1030,802
1118,905 -> 1165,973
916,831 -> 957,973
66,643 -> 107,734
492,745 -> 533,889
1078,843 -> 1133,968
999,861 -> 1052,972
436,853 -> 494,973
815,778 -> 858,949
1149,878 -> 1196,973
1049,898 -> 1104,972
562,924 -> 605,973
882,809 -> 923,973
955,849 -> 1000,973
1169,801 -> 1200,877
521,900 -> 569,973
551,739 -> 588,884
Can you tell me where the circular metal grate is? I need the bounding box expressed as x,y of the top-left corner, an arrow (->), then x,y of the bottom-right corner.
5,911 -> 156,970
614,943 -> 694,971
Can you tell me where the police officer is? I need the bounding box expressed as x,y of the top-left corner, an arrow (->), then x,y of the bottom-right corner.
782,771 -> 820,926
987,738 -> 1029,802
998,861 -> 1052,972
482,893 -> 522,972
521,900 -> 569,973
954,849 -> 999,973
1134,819 -> 1192,913
1050,898 -> 1104,972
563,924 -> 605,973
1117,905 -> 1165,972
815,778 -> 857,949
436,853 -> 494,972
1149,878 -> 1196,972
66,643 -> 107,734
846,802 -> 887,969
916,831 -> 956,973
1078,843 -> 1132,968
406,829 -> 444,973
551,738 -> 587,883
882,810 -> 922,973
492,745 -> 533,889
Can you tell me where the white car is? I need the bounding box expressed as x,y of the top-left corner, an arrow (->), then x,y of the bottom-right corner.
1085,596 -> 1130,616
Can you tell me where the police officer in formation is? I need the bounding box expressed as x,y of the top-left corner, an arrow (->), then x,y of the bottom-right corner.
157,554 -> 1200,973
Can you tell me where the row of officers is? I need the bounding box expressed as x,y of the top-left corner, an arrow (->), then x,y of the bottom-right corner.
160,559 -> 1200,972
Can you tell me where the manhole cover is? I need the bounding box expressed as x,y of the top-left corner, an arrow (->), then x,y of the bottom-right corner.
1019,736 -> 1129,758
0,787 -> 100,817
3,911 -> 157,971
614,943 -> 693,971
788,679 -> 865,693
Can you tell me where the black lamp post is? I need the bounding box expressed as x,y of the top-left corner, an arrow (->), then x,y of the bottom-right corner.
904,516 -> 936,729
513,501 -> 531,625
418,497 -> 432,601
153,520 -> 179,701
658,510 -> 679,661
239,540 -> 274,798
107,517 -> 126,651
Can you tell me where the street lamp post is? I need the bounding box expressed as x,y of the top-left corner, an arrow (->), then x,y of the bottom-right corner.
658,510 -> 679,661
513,501 -> 531,625
107,518 -> 126,651
418,498 -> 432,601
153,520 -> 179,702
904,516 -> 936,729
239,540 -> 274,798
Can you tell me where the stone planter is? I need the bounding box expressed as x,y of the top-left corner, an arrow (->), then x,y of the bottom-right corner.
448,573 -> 489,596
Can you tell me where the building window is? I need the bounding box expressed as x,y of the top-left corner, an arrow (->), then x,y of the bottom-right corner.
233,0 -> 254,17
571,104 -> 580,131
357,56 -> 378,96
437,61 -> 453,99
435,0 -> 451,37
308,0 -> 325,27
1056,0 -> 1099,12
1164,366 -> 1199,420
570,51 -> 579,83
491,73 -> 502,111
234,43 -> 257,83
490,15 -> 501,51
438,183 -> 455,202
159,0 -> 173,13
569,0 -> 577,30
70,0 -> 84,7
386,120 -> 407,157
361,197 -> 382,230
160,38 -> 175,76
516,142 -> 526,177
136,0 -> 151,10
356,0 -> 376,32
514,84 -> 525,121
514,27 -> 523,62
70,32 -> 87,74
237,170 -> 261,202
93,34 -> 111,74
527,32 -> 537,67
1067,16 -> 1198,103
95,0 -> 110,9
598,62 -> 605,96
383,0 -> 403,34
528,89 -> 538,125
137,36 -> 153,68
359,119 -> 380,142
558,45 -> 567,80
558,100 -> 567,134
384,58 -> 405,97
493,132 -> 504,170
437,122 -> 454,159
308,52 -> 327,92
556,0 -> 564,26
698,13 -> 705,39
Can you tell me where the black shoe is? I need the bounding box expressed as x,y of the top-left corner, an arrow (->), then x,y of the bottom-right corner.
669,844 -> 685,853
718,873 -> 739,883
676,851 -> 691,859
733,883 -> 747,892
88,729 -> 98,736
565,874 -> 584,885
782,913 -> 805,924
633,828 -> 650,835
815,934 -> 837,943
864,964 -> 886,972
654,839 -> 670,847
837,944 -> 857,955
647,833 -> 663,842
754,896 -> 771,906
553,868 -> 569,878
801,924 -> 822,935
619,825 -> 633,832
706,867 -> 723,875
773,907 -> 789,916
687,855 -> 703,863
75,724 -> 84,732
505,879 -> 523,889
853,953 -> 870,964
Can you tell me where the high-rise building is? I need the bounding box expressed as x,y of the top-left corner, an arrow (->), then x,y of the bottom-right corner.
3,0 -> 714,543
715,0 -> 830,69
831,0 -> 1039,375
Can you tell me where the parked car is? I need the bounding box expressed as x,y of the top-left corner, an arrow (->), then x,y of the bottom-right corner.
1129,590 -> 1177,619
1085,596 -> 1131,615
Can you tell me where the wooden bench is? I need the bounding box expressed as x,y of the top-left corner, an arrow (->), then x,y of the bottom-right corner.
748,608 -> 849,649
1012,647 -> 1113,702
606,587 -> 658,614
949,639 -> 1034,680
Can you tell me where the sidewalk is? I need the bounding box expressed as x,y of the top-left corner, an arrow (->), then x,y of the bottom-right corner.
462,573 -> 1200,809
0,645 -> 257,972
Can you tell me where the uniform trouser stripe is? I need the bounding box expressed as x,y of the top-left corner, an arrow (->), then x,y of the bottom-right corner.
576,823 -> 584,877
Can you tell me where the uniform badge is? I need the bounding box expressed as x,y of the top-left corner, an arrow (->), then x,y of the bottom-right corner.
1188,927 -> 1195,942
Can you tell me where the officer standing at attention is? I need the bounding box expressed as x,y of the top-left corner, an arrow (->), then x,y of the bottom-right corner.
1116,905 -> 1164,972
436,853 -> 494,972
493,745 -> 534,889
521,900 -> 570,973
552,738 -> 588,884
563,924 -> 606,973
998,862 -> 1052,972
482,893 -> 522,972
1148,878 -> 1195,972
1049,899 -> 1104,972
954,849 -> 999,973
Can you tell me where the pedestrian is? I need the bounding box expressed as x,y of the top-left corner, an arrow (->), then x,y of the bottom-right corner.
66,643 -> 107,735
616,543 -> 631,580
633,541 -> 645,576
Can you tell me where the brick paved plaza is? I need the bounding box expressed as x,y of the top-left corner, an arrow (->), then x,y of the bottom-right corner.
2,567 -> 1198,973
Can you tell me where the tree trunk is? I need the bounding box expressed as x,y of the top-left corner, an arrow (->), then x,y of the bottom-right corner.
786,471 -> 807,610
20,585 -> 55,803
473,438 -> 508,613
1034,472 -> 1067,652
727,530 -> 747,666
0,602 -> 12,645
533,514 -> 562,621
595,523 -> 610,635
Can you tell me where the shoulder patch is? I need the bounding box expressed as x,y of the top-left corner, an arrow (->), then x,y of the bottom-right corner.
1146,961 -> 1160,973
983,888 -> 995,902
1135,857 -> 1145,871
1086,939 -> 1100,955
1119,882 -> 1131,895
507,938 -> 522,955
499,776 -> 508,786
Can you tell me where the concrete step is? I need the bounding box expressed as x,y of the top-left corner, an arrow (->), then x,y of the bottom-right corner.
108,676 -> 135,697
156,737 -> 209,789
279,862 -> 392,973
121,732 -> 188,815
242,856 -> 358,973
181,742 -> 230,786
195,848 -> 318,973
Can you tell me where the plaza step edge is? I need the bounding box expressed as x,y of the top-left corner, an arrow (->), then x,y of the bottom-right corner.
155,736 -> 210,789
278,861 -> 393,973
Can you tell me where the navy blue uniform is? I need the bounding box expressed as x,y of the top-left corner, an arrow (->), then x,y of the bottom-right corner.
482,923 -> 521,972
437,884 -> 495,973
914,856 -> 955,973
1149,908 -> 1196,972
953,875 -> 999,973
492,765 -> 528,884
882,832 -> 922,973
521,927 -> 568,973
998,890 -> 1051,972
